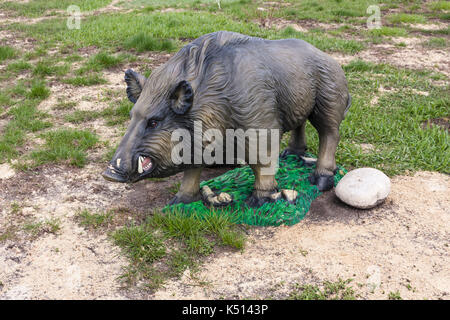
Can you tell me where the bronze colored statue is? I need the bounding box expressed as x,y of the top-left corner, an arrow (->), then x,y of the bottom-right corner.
102,31 -> 351,206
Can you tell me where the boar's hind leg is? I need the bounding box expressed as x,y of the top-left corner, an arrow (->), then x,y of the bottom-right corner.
246,164 -> 278,207
308,103 -> 344,191
169,168 -> 202,205
280,122 -> 307,159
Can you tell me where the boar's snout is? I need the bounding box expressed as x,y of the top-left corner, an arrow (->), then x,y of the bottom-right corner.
102,158 -> 129,183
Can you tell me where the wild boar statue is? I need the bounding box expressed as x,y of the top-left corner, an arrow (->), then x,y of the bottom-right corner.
102,31 -> 351,207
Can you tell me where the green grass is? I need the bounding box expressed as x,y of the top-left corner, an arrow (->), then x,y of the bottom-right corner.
288,279 -> 356,300
32,60 -> 69,77
54,99 -> 77,110
0,0 -> 112,17
62,74 -> 107,86
388,290 -> 402,300
10,11 -> 263,48
0,227 -> 17,243
6,60 -> 32,72
0,92 -> 12,108
23,218 -> 61,237
76,51 -> 125,75
64,97 -> 133,125
124,33 -> 177,52
27,79 -> 51,99
214,0 -> 378,23
0,45 -> 16,62
64,110 -> 102,123
388,13 -> 427,25
7,102 -> 51,132
77,209 -> 113,229
0,79 -> 52,162
167,155 -> 346,226
276,26 -> 365,54
368,26 -> 408,37
422,37 -> 447,48
9,10 -> 364,54
429,1 -> 450,12
112,210 -> 245,289
30,129 -> 99,167
102,97 -> 134,126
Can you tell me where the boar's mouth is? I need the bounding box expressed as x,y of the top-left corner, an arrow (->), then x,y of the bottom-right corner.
136,155 -> 154,177
102,154 -> 156,183
129,153 -> 156,182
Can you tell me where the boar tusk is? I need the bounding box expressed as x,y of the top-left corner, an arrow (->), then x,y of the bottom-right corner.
138,156 -> 143,174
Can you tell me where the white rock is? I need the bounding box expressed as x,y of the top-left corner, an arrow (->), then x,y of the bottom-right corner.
0,163 -> 15,180
335,168 -> 390,209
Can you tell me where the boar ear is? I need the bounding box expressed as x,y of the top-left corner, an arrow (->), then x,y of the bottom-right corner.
169,80 -> 194,115
124,69 -> 146,103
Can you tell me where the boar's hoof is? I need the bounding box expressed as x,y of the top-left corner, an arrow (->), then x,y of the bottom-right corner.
309,173 -> 334,191
169,193 -> 201,205
280,148 -> 306,161
201,186 -> 233,207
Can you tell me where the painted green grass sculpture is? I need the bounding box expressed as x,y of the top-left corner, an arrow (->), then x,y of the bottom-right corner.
164,155 -> 346,227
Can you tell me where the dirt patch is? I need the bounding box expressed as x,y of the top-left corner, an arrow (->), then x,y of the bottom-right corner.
0,0 -> 131,26
258,18 -> 308,33
0,162 -> 230,299
359,42 -> 449,76
409,23 -> 448,31
0,30 -> 37,52
153,172 -> 450,300
422,117 -> 450,132
330,35 -> 450,78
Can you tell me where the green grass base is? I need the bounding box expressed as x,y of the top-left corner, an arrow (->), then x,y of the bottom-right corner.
164,155 -> 346,226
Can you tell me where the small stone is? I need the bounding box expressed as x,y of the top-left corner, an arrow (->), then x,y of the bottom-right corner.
281,189 -> 298,202
335,168 -> 390,209
0,163 -> 15,180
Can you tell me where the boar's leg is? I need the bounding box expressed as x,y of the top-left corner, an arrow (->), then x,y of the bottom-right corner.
308,113 -> 341,192
246,164 -> 279,207
280,122 -> 307,159
169,168 -> 202,205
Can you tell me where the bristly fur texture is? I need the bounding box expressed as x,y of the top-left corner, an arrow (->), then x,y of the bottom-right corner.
104,31 -> 351,197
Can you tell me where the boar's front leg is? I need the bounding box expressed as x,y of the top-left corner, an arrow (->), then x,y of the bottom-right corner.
169,168 -> 202,205
246,164 -> 279,207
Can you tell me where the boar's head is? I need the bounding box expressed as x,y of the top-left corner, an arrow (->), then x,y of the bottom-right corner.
102,68 -> 195,183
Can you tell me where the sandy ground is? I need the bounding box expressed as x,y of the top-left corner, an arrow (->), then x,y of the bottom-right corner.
0,168 -> 448,300
153,172 -> 450,300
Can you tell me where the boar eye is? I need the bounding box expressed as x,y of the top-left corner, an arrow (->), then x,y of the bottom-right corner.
147,119 -> 158,129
